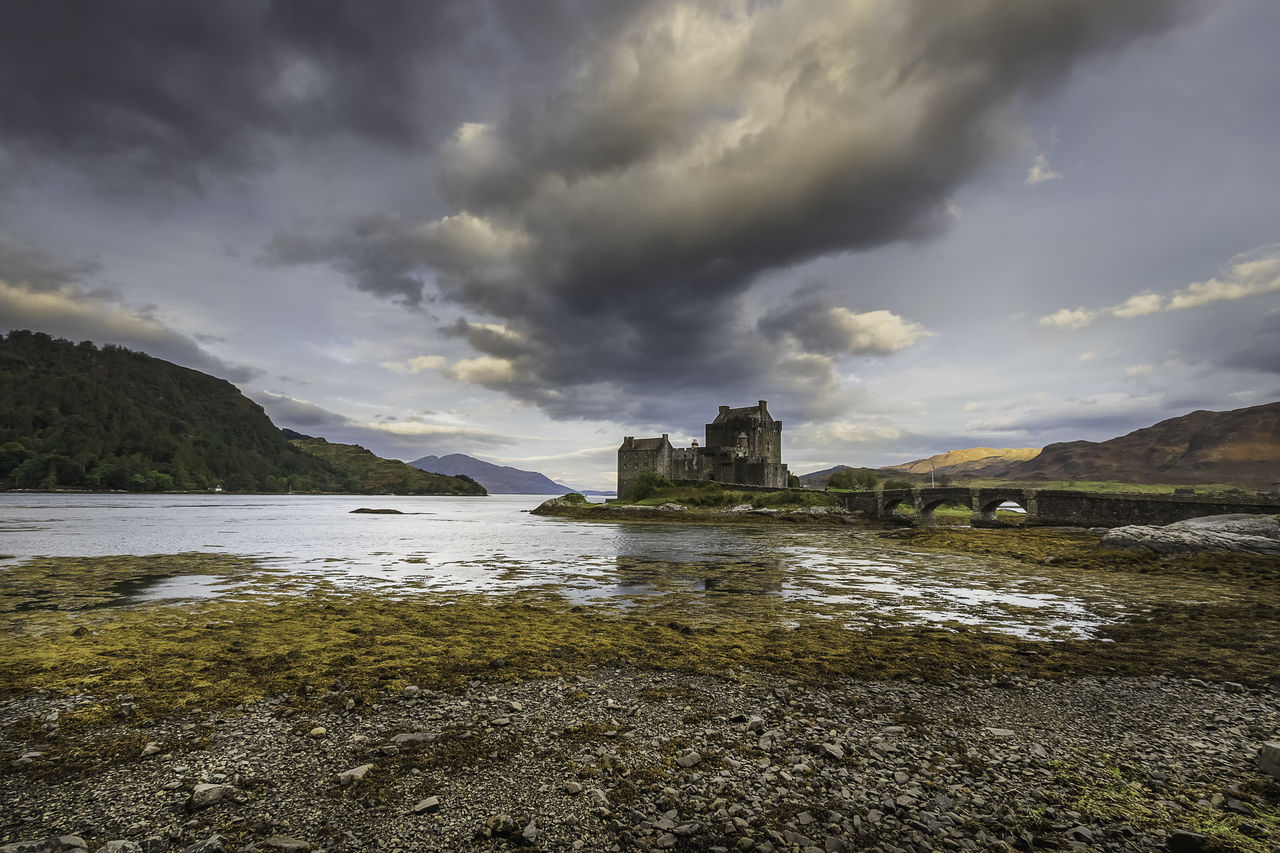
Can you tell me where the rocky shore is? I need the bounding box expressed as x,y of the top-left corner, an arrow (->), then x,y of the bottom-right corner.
531,496 -> 857,525
4,667 -> 1279,853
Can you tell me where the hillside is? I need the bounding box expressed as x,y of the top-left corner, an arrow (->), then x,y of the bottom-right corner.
0,330 -> 484,495
798,466 -> 862,489
885,447 -> 1041,478
1006,402 -> 1280,489
295,439 -> 485,496
411,453 -> 566,494
0,330 -> 350,492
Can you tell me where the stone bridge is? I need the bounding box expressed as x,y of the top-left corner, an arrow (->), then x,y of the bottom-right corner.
837,487 -> 1280,528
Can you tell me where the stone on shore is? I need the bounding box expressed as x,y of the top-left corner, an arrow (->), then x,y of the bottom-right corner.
1101,513 -> 1280,555
263,838 -> 311,852
180,837 -> 228,853
189,783 -> 234,808
1260,740 -> 1280,779
0,839 -> 88,853
338,763 -> 373,787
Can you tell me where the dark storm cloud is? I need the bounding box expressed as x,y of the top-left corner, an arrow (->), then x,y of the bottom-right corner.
268,0 -> 1193,424
0,0 -> 486,186
0,235 -> 99,291
265,214 -> 434,306
1223,311 -> 1280,374
757,293 -> 929,356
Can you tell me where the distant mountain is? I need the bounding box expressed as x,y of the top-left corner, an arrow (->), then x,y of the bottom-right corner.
885,447 -> 1041,478
800,403 -> 1279,490
411,453 -> 569,494
1006,402 -> 1280,489
295,439 -> 485,496
797,465 -> 851,489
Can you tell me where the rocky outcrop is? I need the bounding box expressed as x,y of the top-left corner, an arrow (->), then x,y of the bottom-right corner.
1101,513 -> 1280,555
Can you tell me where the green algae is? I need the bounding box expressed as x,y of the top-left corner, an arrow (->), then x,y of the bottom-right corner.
0,552 -> 264,612
2,527 -> 1278,741
882,525 -> 1280,581
1049,757 -> 1280,852
3,579 -> 1278,738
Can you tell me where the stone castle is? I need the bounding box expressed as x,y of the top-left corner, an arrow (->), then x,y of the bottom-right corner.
617,401 -> 789,499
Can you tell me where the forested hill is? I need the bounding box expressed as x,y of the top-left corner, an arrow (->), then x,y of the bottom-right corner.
0,331 -> 479,494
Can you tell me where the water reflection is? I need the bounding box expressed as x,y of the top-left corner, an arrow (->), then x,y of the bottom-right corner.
0,493 -> 1140,639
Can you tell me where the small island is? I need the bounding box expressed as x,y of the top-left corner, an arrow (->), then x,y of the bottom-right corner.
532,477 -> 857,525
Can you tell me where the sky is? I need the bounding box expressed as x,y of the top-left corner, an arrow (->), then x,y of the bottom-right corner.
1,0 -> 1277,490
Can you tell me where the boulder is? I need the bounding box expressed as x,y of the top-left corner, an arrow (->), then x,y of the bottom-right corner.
1101,514 -> 1280,556
179,837 -> 228,853
338,763 -> 374,787
0,839 -> 86,853
1260,741 -> 1280,780
189,783 -> 234,809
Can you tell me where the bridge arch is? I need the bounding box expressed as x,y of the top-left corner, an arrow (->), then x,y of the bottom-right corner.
977,496 -> 1028,525
918,497 -> 972,526
881,495 -> 915,524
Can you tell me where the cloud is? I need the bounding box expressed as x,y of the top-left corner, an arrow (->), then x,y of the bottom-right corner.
1025,153 -> 1063,185
0,1 -> 494,188
1169,244 -> 1280,309
759,302 -> 930,356
253,390 -> 354,429
1222,310 -> 1280,374
263,0 -> 1187,423
0,235 -> 100,290
252,389 -> 517,450
1111,291 -> 1165,317
451,356 -> 517,386
381,355 -> 447,374
1124,364 -> 1154,378
1041,244 -> 1280,329
964,392 -> 1165,436
0,237 -> 259,382
1040,307 -> 1099,330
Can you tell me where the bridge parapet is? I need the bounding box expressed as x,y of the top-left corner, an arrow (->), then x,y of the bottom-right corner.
833,486 -> 1280,527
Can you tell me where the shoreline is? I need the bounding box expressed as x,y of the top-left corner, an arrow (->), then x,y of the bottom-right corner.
2,525 -> 1278,851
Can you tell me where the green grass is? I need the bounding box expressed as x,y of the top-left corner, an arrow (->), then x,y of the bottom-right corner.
619,481 -> 841,510
953,478 -> 1262,496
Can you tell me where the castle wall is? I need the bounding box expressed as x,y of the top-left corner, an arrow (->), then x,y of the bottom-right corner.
617,435 -> 672,499
670,447 -> 701,481
617,402 -> 788,497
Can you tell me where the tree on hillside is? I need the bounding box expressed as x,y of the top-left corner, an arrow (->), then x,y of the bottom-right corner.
827,468 -> 878,490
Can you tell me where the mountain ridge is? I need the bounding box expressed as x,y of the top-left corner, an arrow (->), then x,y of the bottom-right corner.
798,402 -> 1279,489
411,453 -> 568,494
1004,402 -> 1280,488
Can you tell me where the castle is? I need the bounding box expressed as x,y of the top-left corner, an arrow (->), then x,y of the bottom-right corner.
617,401 -> 789,499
